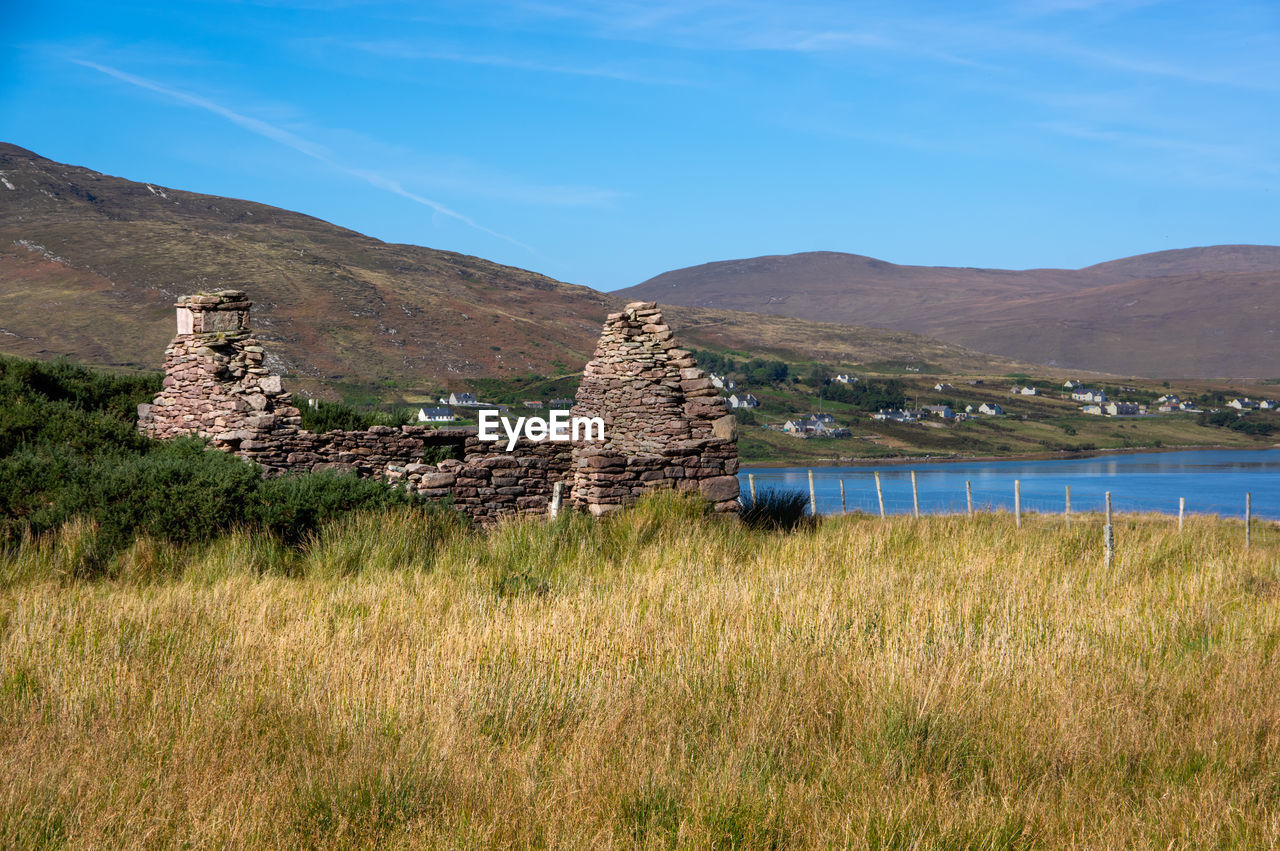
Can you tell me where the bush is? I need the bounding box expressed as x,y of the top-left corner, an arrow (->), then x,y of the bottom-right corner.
739,488 -> 816,532
253,472 -> 420,544
300,400 -> 413,432
0,355 -> 435,568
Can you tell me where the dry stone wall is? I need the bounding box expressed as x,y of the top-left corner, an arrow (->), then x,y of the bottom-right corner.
139,292 -> 736,522
570,301 -> 739,515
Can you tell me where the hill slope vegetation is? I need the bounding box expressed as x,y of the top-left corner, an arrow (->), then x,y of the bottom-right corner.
619,247 -> 1280,377
0,144 -> 1019,389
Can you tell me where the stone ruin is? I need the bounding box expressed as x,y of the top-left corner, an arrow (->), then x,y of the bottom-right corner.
570,302 -> 739,515
139,291 -> 738,523
139,291 -> 303,447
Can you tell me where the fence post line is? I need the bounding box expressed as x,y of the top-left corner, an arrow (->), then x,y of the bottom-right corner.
1014,479 -> 1022,529
874,471 -> 886,519
1104,491 -> 1114,569
1178,496 -> 1185,532
748,473 -> 756,503
808,469 -> 817,517
1065,485 -> 1071,528
910,470 -> 920,518
966,480 -> 973,517
839,479 -> 847,514
550,481 -> 563,518
1245,492 -> 1252,549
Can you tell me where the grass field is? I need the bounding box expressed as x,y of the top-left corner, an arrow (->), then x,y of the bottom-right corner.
3,496 -> 1280,848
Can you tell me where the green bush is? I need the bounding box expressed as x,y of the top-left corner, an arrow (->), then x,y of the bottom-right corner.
0,355 -> 431,569
300,400 -> 413,432
739,488 -> 816,532
253,472 -> 419,544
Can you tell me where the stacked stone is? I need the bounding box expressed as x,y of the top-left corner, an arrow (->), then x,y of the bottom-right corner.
570,301 -> 739,515
398,436 -> 573,523
243,425 -> 469,477
138,291 -> 302,456
139,291 -> 737,524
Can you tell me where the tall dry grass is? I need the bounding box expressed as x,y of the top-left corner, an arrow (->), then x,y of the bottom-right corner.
2,496 -> 1279,848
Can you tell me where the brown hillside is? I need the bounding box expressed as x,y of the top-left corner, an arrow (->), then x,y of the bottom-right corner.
619,247 -> 1280,377
0,144 -> 1019,386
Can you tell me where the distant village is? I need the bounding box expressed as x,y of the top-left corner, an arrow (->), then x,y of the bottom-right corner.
405,371 -> 1277,443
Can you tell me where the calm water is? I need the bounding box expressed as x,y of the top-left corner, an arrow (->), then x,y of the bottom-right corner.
741,449 -> 1280,519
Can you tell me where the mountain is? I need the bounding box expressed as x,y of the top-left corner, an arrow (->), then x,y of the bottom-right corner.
0,144 -> 1019,388
618,248 -> 1280,377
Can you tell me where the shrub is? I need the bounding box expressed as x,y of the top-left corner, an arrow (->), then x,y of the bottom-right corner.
739,487 -> 816,532
253,472 -> 420,544
300,400 -> 413,433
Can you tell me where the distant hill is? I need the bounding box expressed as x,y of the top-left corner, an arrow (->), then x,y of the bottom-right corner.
618,247 -> 1280,377
0,144 -> 1019,389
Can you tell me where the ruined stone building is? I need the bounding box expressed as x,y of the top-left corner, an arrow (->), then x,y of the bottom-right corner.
139,291 -> 738,522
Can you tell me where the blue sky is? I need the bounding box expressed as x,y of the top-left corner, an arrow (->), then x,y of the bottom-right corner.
2,0 -> 1278,290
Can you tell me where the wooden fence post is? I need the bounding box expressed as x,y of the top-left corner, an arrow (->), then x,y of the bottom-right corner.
1104,490 -> 1114,569
550,481 -> 563,518
1178,496 -> 1185,532
1246,492 -> 1252,549
808,469 -> 817,517
1065,485 -> 1071,528
1014,479 -> 1021,529
839,479 -> 847,514
874,471 -> 886,519
910,470 -> 920,518
748,473 -> 756,504
966,480 -> 973,517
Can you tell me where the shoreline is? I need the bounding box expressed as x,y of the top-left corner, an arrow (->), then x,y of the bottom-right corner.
740,443 -> 1280,470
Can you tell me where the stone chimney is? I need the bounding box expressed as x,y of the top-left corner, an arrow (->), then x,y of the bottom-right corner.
138,291 -> 301,452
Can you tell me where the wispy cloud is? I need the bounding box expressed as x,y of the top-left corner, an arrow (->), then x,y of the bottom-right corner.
70,58 -> 534,250
346,39 -> 691,85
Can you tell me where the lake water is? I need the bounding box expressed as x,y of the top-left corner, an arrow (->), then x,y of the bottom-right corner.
741,449 -> 1280,520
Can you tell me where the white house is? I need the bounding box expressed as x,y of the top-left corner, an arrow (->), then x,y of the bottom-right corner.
727,393 -> 760,409
1063,379 -> 1080,389
934,382 -> 954,392
1071,388 -> 1106,404
871,409 -> 917,423
1261,400 -> 1278,410
1228,398 -> 1261,410
1104,402 -> 1141,417
834,374 -> 857,384
417,406 -> 456,423
1081,404 -> 1103,416
447,391 -> 478,406
1011,385 -> 1040,396
921,405 -> 954,419
977,403 -> 1005,416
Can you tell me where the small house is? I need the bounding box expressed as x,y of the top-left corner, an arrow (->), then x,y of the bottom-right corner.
417,406 -> 456,423
1071,388 -> 1106,404
934,382 -> 954,392
977,403 -> 1005,416
447,391 -> 479,406
549,398 -> 574,409
728,393 -> 760,409
522,400 -> 544,409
